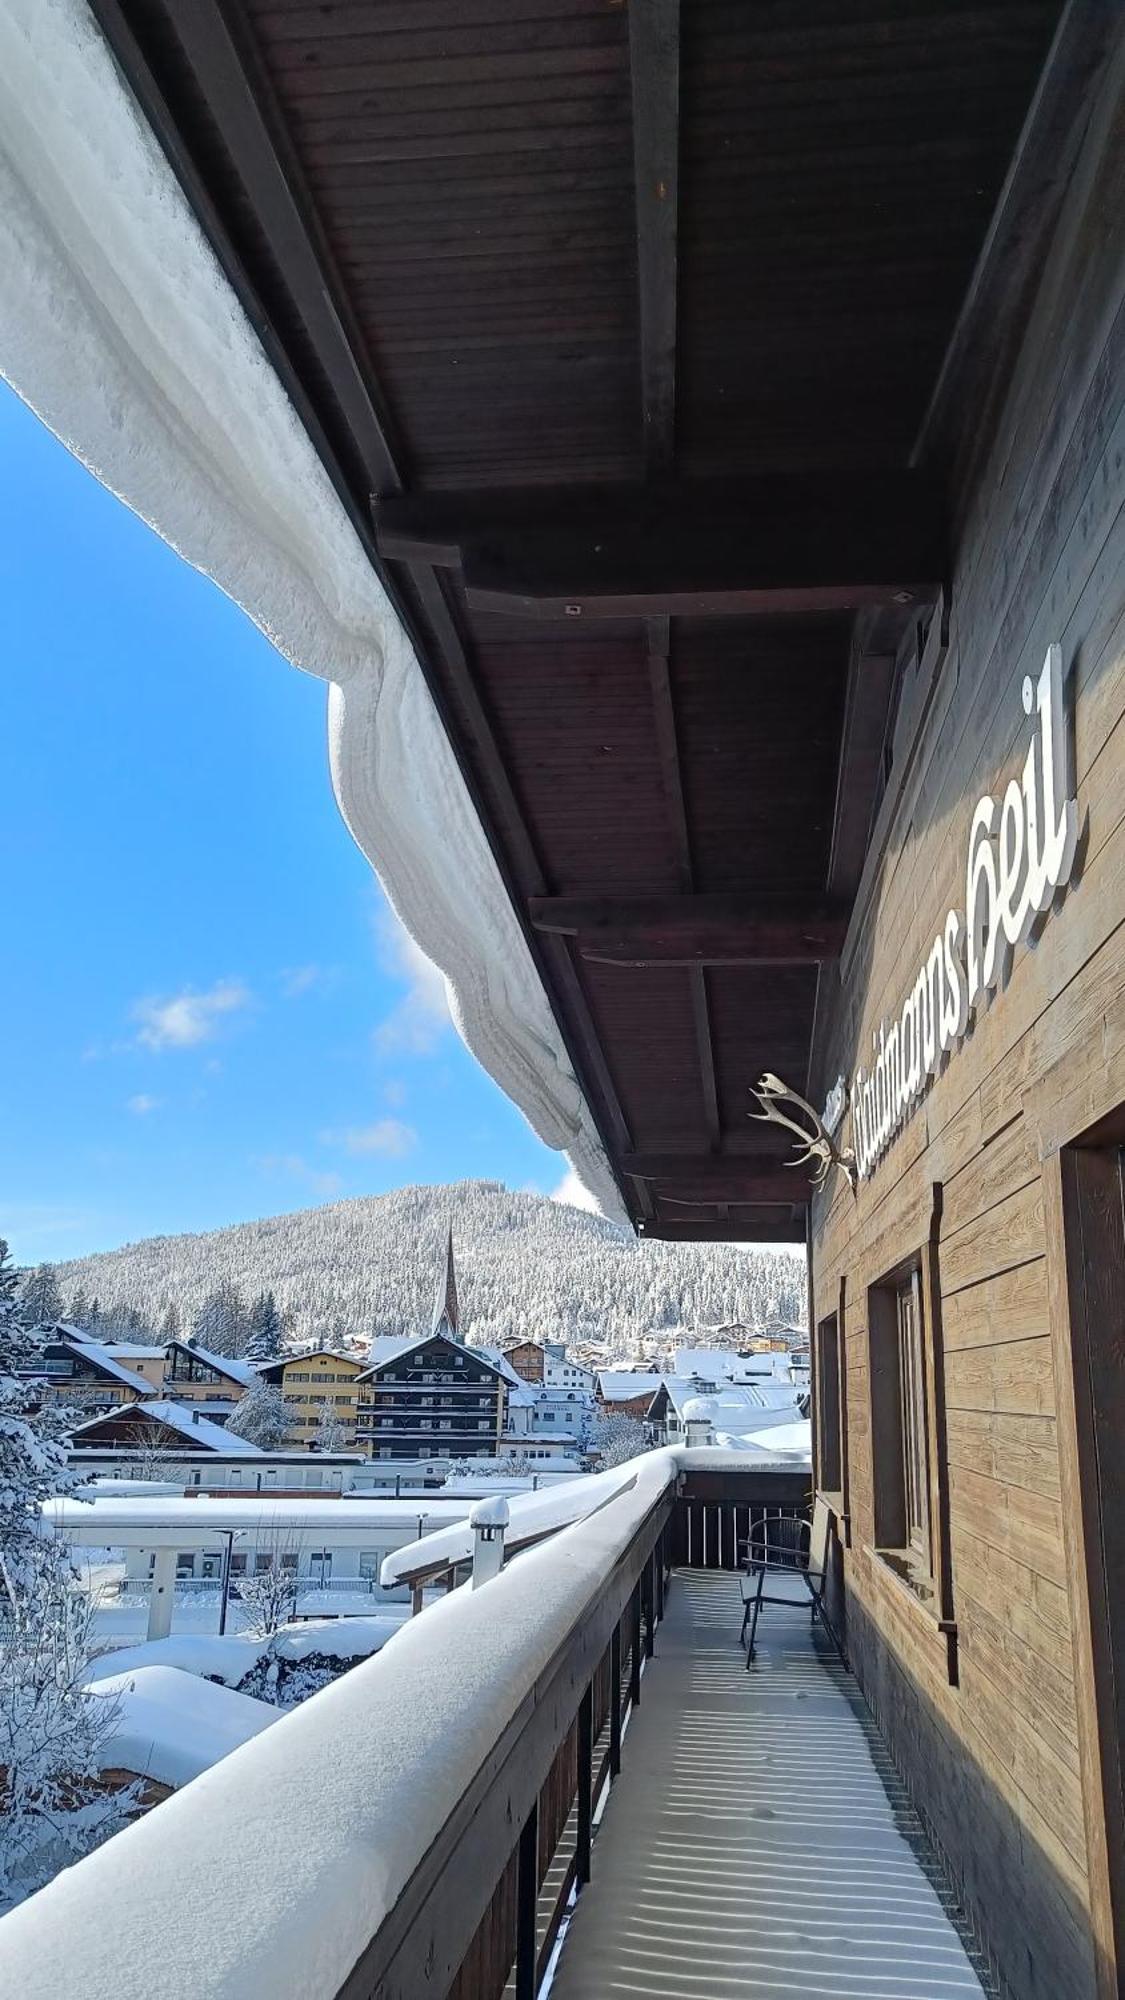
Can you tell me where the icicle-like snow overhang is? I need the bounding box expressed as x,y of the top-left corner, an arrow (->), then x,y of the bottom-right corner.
0,0 -> 623,1219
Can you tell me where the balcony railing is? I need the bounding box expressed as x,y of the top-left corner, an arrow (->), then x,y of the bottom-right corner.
0,1453 -> 812,2000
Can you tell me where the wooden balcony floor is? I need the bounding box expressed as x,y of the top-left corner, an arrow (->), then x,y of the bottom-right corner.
549,1569 -> 987,1999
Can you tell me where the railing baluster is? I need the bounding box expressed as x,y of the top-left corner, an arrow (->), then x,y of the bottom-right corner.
630,1584 -> 642,1708
610,1622 -> 622,1777
515,1800 -> 539,2000
644,1549 -> 656,1657
577,1683 -> 593,1887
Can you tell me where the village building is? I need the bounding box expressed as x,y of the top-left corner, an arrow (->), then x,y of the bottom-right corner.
503,1338 -> 597,1394
66,1400 -> 363,1498
161,1337 -> 254,1412
21,1326 -> 153,1414
355,1237 -> 509,1461
501,1338 -> 545,1385
252,1347 -> 365,1448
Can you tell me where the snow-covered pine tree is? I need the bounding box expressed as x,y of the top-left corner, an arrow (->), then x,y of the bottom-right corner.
232,1377 -> 291,1450
244,1290 -> 283,1362
0,1239 -> 138,1908
312,1399 -> 345,1453
18,1262 -> 62,1329
67,1286 -> 89,1330
0,1241 -> 85,1585
160,1301 -> 181,1341
191,1279 -> 248,1357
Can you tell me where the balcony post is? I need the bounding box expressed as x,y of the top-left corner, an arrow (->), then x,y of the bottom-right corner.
577,1683 -> 593,1886
643,1550 -> 656,1658
515,1798 -> 539,2000
630,1583 -> 642,1708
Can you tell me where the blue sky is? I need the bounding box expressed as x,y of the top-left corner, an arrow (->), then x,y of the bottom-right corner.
0,384 -> 575,1266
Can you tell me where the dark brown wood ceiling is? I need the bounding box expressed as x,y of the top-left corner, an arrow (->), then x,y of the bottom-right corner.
92,0 -> 1069,1240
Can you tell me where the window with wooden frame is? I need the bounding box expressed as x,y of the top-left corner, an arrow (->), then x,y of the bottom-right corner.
816,1308 -> 843,1494
867,1213 -> 953,1648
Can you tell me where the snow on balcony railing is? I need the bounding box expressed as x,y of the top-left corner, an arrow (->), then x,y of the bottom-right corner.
380,1456 -> 644,1587
0,1448 -> 693,2000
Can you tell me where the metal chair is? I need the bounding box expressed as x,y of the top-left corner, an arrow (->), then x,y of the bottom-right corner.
739,1495 -> 832,1664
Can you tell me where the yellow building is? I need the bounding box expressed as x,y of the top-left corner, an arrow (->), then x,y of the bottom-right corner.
256,1348 -> 365,1447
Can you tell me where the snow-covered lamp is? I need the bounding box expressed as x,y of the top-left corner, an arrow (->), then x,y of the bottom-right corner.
683,1396 -> 716,1449
470,1494 -> 510,1589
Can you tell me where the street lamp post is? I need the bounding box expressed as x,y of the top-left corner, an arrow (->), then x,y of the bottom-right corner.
218,1529 -> 239,1635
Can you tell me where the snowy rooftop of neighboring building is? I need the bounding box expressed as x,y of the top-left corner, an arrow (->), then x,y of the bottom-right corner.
87,1665 -> 280,1789
596,1370 -> 666,1400
68,1402 -> 263,1454
359,1332 -> 514,1384
38,1333 -> 160,1393
663,1378 -> 771,1417
43,1493 -> 478,1547
673,1345 -> 793,1381
169,1340 -> 256,1385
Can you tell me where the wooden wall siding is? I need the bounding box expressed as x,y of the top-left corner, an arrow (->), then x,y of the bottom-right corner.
811,40 -> 1125,2000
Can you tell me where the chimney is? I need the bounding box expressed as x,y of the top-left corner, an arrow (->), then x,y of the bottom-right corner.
470,1495 -> 510,1589
683,1397 -> 716,1449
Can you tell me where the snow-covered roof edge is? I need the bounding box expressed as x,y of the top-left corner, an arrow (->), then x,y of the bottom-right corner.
0,0 -> 623,1225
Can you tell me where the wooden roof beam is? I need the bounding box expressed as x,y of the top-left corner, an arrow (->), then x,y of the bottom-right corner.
639,1217 -> 808,1244
629,0 -> 680,472
529,894 -> 849,965
375,472 -> 946,621
620,1167 -> 806,1203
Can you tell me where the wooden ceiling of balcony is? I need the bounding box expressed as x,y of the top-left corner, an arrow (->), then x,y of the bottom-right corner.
93,0 -> 1076,1239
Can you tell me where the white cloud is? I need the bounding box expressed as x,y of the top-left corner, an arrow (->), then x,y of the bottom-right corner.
320,1119 -> 417,1159
280,963 -> 336,999
133,979 -> 252,1051
255,1153 -> 343,1198
383,1078 -> 408,1108
127,1094 -> 161,1116
551,1165 -> 601,1214
373,908 -> 451,1055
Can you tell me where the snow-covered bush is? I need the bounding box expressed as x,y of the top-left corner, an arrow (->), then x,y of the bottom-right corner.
494,1447 -> 532,1478
0,1558 -> 140,1908
313,1399 -> 345,1453
234,1534 -> 301,1639
590,1413 -> 653,1469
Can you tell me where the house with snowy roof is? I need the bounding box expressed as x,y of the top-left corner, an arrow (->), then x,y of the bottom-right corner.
86,1665 -> 280,1802
595,1370 -> 671,1437
161,1336 -> 255,1413
355,1234 -> 509,1461
20,1325 -> 156,1415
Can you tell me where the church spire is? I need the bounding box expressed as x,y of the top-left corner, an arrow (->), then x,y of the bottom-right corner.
431,1224 -> 461,1339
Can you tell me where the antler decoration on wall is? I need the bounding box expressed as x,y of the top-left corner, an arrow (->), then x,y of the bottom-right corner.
749,1073 -> 858,1192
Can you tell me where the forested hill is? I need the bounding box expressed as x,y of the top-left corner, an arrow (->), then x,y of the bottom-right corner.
53,1180 -> 805,1351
